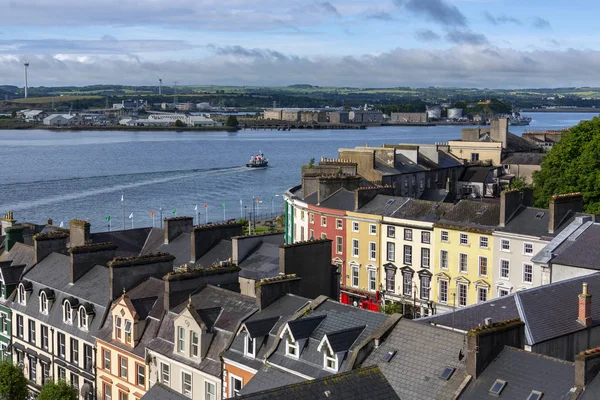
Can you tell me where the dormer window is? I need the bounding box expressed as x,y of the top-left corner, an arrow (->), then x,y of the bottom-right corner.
244,334 -> 256,358
124,320 -> 132,344
178,327 -> 185,353
324,347 -> 338,371
78,306 -> 88,331
191,332 -> 199,358
115,316 -> 122,340
63,300 -> 73,324
18,283 -> 27,305
40,292 -> 48,314
285,338 -> 299,358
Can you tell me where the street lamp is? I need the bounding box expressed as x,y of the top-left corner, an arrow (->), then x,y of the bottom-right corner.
271,194 -> 282,216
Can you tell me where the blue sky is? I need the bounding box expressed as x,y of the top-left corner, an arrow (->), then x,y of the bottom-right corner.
0,0 -> 598,88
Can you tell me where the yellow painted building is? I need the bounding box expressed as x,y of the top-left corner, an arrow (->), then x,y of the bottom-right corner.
433,224 -> 494,313
343,211 -> 383,311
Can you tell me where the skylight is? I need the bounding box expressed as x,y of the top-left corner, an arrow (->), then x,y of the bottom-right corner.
440,367 -> 455,380
526,391 -> 543,400
535,212 -> 545,219
489,379 -> 507,396
383,350 -> 397,362
386,199 -> 395,205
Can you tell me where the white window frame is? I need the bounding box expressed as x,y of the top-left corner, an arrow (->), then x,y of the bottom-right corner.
404,245 -> 412,265
119,355 -> 127,379
523,263 -> 533,284
500,259 -> 510,279
501,239 -> 511,252
351,265 -> 359,288
352,239 -> 359,257
191,331 -> 199,358
103,349 -> 111,371
440,230 -> 449,242
459,253 -> 468,273
420,276 -> 431,300
160,362 -> 170,386
309,213 -> 314,224
386,242 -> 395,262
181,371 -> 192,397
421,248 -> 430,268
136,364 -> 145,387
285,338 -> 299,358
478,287 -> 488,303
421,231 -> 431,244
440,250 -> 448,270
479,236 -> 488,249
368,269 -> 377,292
323,348 -> 338,372
79,306 -> 88,331
523,242 -> 534,256
229,374 -> 243,397
498,288 -> 510,297
18,284 -> 26,305
439,280 -> 448,304
40,292 -> 48,314
387,226 -> 395,238
336,236 -> 343,255
404,228 -> 413,241
352,221 -> 359,232
403,273 -> 412,296
369,224 -> 377,235
458,283 -> 468,307
0,313 -> 7,334
321,216 -> 327,227
244,333 -> 256,358
63,301 -> 72,324
178,326 -> 185,353
369,242 -> 376,261
336,219 -> 343,230
205,381 -> 216,400
459,233 -> 469,246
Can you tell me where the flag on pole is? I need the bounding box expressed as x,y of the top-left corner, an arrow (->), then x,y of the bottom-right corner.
194,204 -> 198,211
121,194 -> 124,202
204,204 -> 208,208
85,218 -> 89,223
59,221 -> 64,228
129,212 -> 133,219
106,216 -> 110,221
172,208 -> 176,214
255,197 -> 259,203
239,199 -> 242,205
222,202 -> 225,207
150,210 -> 154,217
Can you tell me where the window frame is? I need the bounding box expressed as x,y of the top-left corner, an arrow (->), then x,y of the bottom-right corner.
459,233 -> 469,246
321,216 -> 327,227
439,280 -> 448,304
71,337 -> 79,365
160,362 -> 170,386
404,228 -> 413,241
191,331 -> 199,358
479,256 -> 488,277
368,269 -> 377,292
63,300 -> 72,324
28,320 -> 36,344
369,224 -> 377,235
523,263 -> 533,284
440,250 -> 448,270
336,219 -> 343,230
385,269 -> 395,292
352,239 -> 359,257
351,265 -> 359,288
479,236 -> 488,249
40,292 -> 48,314
421,248 -> 430,268
421,231 -> 430,244
41,325 -> 48,350
57,332 -> 66,359
369,242 -> 377,261
114,315 -> 122,340
136,363 -> 145,387
403,245 -> 412,265
387,226 -> 395,238
440,230 -> 449,242
323,348 -> 338,372
458,283 -> 468,307
285,338 -> 299,358
103,383 -> 112,400
103,349 -> 111,371
403,273 -> 412,296
459,253 -> 468,274
119,355 -> 128,380
478,287 -> 488,303
501,239 -> 511,252
386,242 -> 395,262
420,276 -> 431,300
352,221 -> 359,233
181,371 -> 192,397
244,333 -> 256,358
500,259 -> 510,279
205,381 -> 217,400
523,242 -> 534,256
229,374 -> 243,398
178,326 -> 185,353
336,236 -> 343,255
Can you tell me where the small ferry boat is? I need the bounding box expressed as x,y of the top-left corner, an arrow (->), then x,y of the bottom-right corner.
246,152 -> 268,168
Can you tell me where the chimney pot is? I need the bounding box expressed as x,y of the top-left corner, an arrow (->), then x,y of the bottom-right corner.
578,282 -> 592,327
484,317 -> 492,326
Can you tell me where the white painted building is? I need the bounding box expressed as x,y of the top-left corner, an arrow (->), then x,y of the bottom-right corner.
43,114 -> 79,126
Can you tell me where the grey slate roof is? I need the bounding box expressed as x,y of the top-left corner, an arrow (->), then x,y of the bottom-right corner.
506,132 -> 540,153
196,239 -> 232,267
438,199 -> 500,228
459,166 -> 494,183
363,318 -> 467,400
237,366 -> 399,400
238,242 -> 280,280
0,242 -> 34,269
325,326 -> 365,352
141,383 -> 188,400
551,224 -> 600,269
244,316 -> 282,338
460,347 -> 575,400
0,262 -> 26,285
391,198 -> 453,222
318,188 -> 356,211
532,218 -> 594,264
420,273 -> 600,346
358,195 -> 411,217
238,364 -> 306,395
287,315 -> 326,340
155,232 -> 192,267
501,152 -> 544,165
91,227 -> 157,257
147,285 -> 257,378
580,371 -> 600,399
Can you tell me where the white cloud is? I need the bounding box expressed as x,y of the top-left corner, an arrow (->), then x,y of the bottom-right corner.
3,45 -> 600,88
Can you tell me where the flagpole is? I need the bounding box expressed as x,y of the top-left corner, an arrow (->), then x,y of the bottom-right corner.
159,208 -> 163,229
223,203 -> 226,222
195,205 -> 199,225
240,199 -> 243,219
152,213 -> 155,228
206,206 -> 208,224
121,193 -> 125,230
131,213 -> 134,229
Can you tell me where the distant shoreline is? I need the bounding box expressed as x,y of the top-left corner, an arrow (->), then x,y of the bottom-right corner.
0,124 -> 240,132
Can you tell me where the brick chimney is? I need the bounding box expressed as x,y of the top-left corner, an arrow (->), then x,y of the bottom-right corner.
1,211 -> 16,236
34,231 -> 69,264
69,219 -> 91,247
164,216 -> 193,244
578,283 -> 592,327
548,193 -> 584,234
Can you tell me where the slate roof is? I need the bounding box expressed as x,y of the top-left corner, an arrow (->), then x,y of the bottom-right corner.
141,383 -> 188,400
0,262 -> 26,285
154,232 -> 192,267
237,366 -> 399,400
391,198 -> 453,222
196,239 -> 232,267
91,227 -> 158,257
147,285 -> 257,378
287,315 -> 326,340
238,242 -> 280,280
96,278 -> 164,358
325,326 -> 365,352
459,166 -> 494,183
580,372 -> 600,399
318,188 -> 356,211
12,252 -> 109,343
460,347 -> 575,400
0,242 -> 34,269
498,207 -> 555,238
501,152 -> 544,165
244,316 -> 281,338
532,218 -> 594,264
506,132 -> 540,153
238,365 -> 306,395
363,318 -> 467,400
551,224 -> 600,269
420,273 -> 600,346
391,153 -> 426,174
437,199 -> 500,228
357,195 -> 411,217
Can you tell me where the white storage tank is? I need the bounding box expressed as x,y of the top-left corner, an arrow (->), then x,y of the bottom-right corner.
448,108 -> 463,119
426,106 -> 442,120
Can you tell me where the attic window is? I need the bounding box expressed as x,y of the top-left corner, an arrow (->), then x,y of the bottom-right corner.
383,350 -> 397,362
526,391 -> 543,400
440,367 -> 455,380
535,212 -> 545,219
124,320 -> 132,344
285,338 -> 299,358
386,199 -> 395,205
489,379 -> 507,396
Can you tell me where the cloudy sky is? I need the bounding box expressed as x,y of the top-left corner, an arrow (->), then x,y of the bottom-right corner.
0,0 -> 598,88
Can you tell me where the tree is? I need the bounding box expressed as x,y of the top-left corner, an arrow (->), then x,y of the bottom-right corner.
509,176 -> 528,191
11,110 -> 17,119
381,302 -> 403,315
174,119 -> 185,127
37,380 -> 78,400
533,117 -> 600,213
0,361 -> 28,400
225,115 -> 239,127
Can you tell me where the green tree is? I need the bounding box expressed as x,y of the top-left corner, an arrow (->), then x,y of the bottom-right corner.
11,110 -> 17,119
533,117 -> 600,212
174,119 -> 185,127
381,302 -> 403,315
0,360 -> 28,400
509,176 -> 528,191
37,380 -> 78,400
225,115 -> 239,127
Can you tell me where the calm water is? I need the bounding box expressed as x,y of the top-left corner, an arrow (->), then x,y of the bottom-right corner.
0,112 -> 595,231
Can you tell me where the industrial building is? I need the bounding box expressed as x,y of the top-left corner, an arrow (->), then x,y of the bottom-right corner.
426,106 -> 442,120
349,110 -> 384,123
447,108 -> 463,119
390,112 -> 428,123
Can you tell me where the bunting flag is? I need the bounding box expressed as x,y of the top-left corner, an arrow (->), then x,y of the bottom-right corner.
129,212 -> 133,219
106,216 -> 110,222
150,210 -> 155,217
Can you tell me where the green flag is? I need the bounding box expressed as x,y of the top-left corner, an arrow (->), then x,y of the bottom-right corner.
173,208 -> 177,214
106,216 -> 110,221
222,202 -> 226,207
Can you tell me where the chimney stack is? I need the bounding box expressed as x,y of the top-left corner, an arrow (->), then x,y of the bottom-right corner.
69,243 -> 117,284
4,226 -> 24,252
1,211 -> 16,236
164,216 -> 193,244
34,231 -> 69,264
548,193 -> 584,233
575,347 -> 600,389
255,275 -> 302,310
69,219 -> 91,247
578,283 -> 592,327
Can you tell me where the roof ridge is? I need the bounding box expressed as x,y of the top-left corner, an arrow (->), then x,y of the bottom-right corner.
513,292 -> 533,345
326,325 -> 367,336
503,345 -> 575,365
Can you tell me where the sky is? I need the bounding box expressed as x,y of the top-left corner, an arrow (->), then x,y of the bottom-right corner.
0,0 -> 599,88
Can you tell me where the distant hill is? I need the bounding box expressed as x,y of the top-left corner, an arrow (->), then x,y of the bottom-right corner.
287,84 -> 317,89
